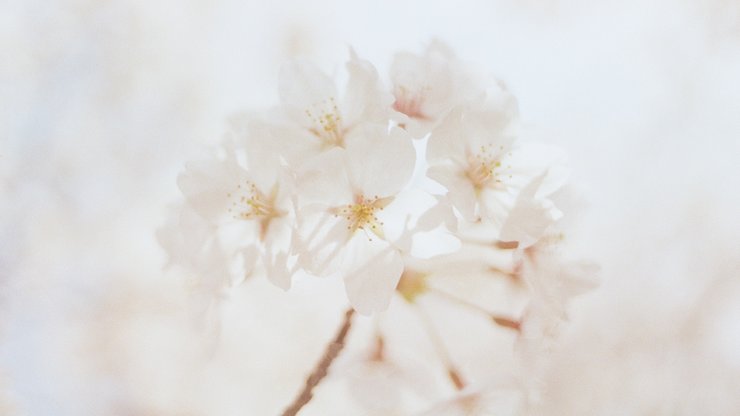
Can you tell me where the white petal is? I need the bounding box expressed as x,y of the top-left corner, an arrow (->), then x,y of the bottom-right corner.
245,115 -> 322,168
177,152 -> 244,222
342,49 -> 393,127
295,214 -> 351,277
238,245 -> 260,285
416,194 -> 458,232
294,147 -> 352,206
157,203 -> 216,269
376,188 -> 435,243
345,124 -> 416,197
426,105 -> 468,164
278,60 -> 337,127
506,142 -> 569,198
499,174 -> 559,248
264,249 -> 293,290
343,240 -> 404,315
390,46 -> 454,120
346,361 -> 405,411
427,165 -> 477,222
428,99 -> 517,166
465,103 -> 517,153
390,40 -> 489,136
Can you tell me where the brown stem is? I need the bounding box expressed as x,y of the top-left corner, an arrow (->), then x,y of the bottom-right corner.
281,308 -> 355,416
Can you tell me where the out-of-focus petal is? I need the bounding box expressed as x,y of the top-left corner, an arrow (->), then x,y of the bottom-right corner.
499,174 -> 560,248
343,239 -> 404,315
177,152 -> 244,222
343,49 -> 394,128
426,105 -> 468,164
278,59 -> 337,127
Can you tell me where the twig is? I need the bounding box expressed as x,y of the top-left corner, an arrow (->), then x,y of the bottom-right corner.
281,308 -> 355,416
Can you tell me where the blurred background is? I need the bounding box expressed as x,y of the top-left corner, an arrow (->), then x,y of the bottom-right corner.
1,0 -> 739,414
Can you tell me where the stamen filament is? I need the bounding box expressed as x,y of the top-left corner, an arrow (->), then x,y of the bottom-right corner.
429,287 -> 521,331
414,304 -> 467,391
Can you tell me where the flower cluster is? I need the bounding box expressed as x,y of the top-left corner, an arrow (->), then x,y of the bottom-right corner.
160,41 -> 590,317
160,40 -> 597,413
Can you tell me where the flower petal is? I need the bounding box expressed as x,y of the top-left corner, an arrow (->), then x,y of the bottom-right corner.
343,238 -> 404,315
345,124 -> 416,198
426,105 -> 468,164
294,147 -> 352,206
278,59 -> 337,127
427,164 -> 478,222
342,49 -> 393,128
499,173 -> 560,248
177,152 -> 244,222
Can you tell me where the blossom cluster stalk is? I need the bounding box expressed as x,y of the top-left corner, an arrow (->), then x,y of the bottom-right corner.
281,308 -> 355,416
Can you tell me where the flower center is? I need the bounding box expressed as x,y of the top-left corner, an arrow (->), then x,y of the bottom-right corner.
396,269 -> 428,303
306,97 -> 344,148
227,181 -> 285,240
393,85 -> 428,120
465,144 -> 504,191
332,194 -> 393,240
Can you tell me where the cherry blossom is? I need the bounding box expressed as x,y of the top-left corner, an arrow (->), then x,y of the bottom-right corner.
176,141 -> 297,289
390,40 -> 484,137
426,92 -> 567,246
293,124 -> 416,314
244,50 -> 395,166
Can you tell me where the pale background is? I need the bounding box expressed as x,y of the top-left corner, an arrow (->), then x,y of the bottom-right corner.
2,0 -> 740,414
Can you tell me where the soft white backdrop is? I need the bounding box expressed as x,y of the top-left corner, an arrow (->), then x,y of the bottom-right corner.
2,0 -> 739,414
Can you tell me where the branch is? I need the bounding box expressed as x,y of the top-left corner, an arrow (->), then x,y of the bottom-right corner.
281,308 -> 355,416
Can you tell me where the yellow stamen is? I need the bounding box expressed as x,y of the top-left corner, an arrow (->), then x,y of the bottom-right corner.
332,194 -> 392,240
465,143 -> 505,191
306,97 -> 344,148
227,181 -> 286,241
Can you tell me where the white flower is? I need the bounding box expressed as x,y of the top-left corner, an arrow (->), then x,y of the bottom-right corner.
427,94 -> 567,246
293,124 -> 416,314
245,50 -> 394,166
176,142 -> 296,289
426,96 -> 518,224
390,40 -> 484,137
